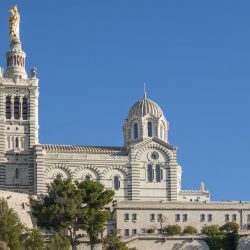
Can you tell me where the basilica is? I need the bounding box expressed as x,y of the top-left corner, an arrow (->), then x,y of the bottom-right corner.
1,7 -> 250,250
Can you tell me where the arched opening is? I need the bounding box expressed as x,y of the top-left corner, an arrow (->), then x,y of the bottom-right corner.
147,165 -> 153,182
15,137 -> 19,148
6,96 -> 11,119
148,121 -> 152,137
22,96 -> 28,120
133,123 -> 138,139
114,176 -> 120,190
15,168 -> 19,179
156,165 -> 162,182
85,174 -> 92,180
14,96 -> 20,119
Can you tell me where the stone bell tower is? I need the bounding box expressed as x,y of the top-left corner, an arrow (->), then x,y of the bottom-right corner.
0,6 -> 39,193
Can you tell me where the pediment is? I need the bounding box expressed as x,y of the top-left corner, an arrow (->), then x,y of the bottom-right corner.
128,137 -> 177,162
128,137 -> 176,151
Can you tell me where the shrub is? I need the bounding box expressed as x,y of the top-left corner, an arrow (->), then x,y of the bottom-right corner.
164,225 -> 182,235
220,222 -> 240,233
183,225 -> 198,234
201,225 -> 222,236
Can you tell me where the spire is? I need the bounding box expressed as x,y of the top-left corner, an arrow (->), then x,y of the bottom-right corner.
5,6 -> 27,79
144,82 -> 147,98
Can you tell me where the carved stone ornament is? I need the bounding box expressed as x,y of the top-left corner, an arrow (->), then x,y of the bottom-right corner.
147,150 -> 160,161
5,87 -> 29,95
30,67 -> 37,78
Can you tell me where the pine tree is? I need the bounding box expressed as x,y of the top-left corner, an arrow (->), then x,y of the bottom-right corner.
31,178 -> 114,250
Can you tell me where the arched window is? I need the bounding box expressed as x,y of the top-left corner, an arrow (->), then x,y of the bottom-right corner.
148,122 -> 152,137
133,123 -> 138,139
147,165 -> 153,182
156,165 -> 162,182
15,137 -> 19,148
85,174 -> 92,180
14,96 -> 20,119
53,173 -> 63,179
6,96 -> 11,119
15,168 -> 19,179
114,176 -> 120,190
22,96 -> 28,120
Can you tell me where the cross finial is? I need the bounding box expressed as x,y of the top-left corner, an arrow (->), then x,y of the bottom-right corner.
144,83 -> 147,98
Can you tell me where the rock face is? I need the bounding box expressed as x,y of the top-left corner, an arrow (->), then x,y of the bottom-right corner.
0,190 -> 35,229
0,241 -> 9,250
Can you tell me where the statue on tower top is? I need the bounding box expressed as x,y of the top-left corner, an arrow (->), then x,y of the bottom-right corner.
9,6 -> 20,42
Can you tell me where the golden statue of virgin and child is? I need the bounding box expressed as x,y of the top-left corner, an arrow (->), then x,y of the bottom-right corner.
9,6 -> 20,42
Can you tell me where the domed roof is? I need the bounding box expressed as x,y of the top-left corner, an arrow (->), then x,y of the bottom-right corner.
128,94 -> 164,119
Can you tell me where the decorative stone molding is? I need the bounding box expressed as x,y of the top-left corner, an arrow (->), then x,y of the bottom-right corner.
133,143 -> 173,162
44,163 -> 73,177
101,165 -> 130,179
4,87 -> 29,95
72,165 -> 102,179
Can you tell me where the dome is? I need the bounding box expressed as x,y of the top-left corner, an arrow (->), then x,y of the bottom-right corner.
128,94 -> 163,119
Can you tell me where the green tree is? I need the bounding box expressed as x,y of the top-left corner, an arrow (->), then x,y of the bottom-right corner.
30,178 -> 114,250
220,222 -> 240,233
201,225 -> 222,236
0,198 -> 24,250
46,231 -> 71,250
163,225 -> 182,235
202,225 -> 224,250
183,225 -> 198,234
24,229 -> 45,250
76,180 -> 114,250
103,234 -> 137,250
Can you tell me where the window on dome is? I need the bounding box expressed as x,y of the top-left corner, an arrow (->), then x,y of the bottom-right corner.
114,176 -> 120,190
148,121 -> 152,137
133,123 -> 138,139
6,96 -> 11,119
147,165 -> 153,182
156,165 -> 162,182
14,96 -> 20,119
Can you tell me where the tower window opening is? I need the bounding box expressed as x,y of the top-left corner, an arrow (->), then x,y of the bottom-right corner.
114,176 -> 120,190
133,123 -> 138,139
15,137 -> 19,148
14,96 -> 20,119
6,96 -> 11,119
147,165 -> 153,182
22,96 -> 28,120
15,168 -> 19,179
148,121 -> 152,137
156,165 -> 161,182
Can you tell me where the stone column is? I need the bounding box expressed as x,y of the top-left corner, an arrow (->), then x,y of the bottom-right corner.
19,96 -> 23,120
167,149 -> 178,201
128,162 -> 141,200
11,95 -> 14,119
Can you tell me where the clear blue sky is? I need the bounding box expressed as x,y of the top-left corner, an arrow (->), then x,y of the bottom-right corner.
0,1 -> 250,201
